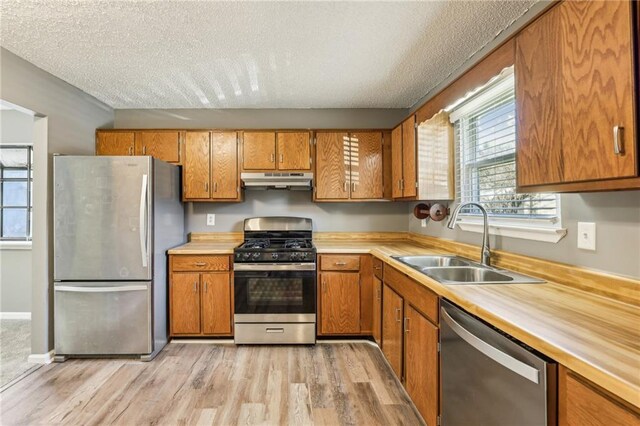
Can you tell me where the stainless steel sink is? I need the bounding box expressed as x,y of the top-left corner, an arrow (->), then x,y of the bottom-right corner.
392,255 -> 544,285
394,255 -> 471,269
422,267 -> 514,284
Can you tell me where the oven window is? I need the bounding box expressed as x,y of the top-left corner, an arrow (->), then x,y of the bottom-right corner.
247,278 -> 303,306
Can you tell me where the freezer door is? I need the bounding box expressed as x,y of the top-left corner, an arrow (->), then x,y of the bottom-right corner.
54,156 -> 152,281
54,282 -> 152,355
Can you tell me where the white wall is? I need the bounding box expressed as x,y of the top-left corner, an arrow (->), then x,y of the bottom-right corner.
0,47 -> 114,355
0,108 -> 35,313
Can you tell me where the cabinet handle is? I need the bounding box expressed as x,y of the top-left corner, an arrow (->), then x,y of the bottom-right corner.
279,153 -> 284,163
352,182 -> 356,192
377,289 -> 381,300
213,182 -> 218,193
194,262 -> 206,266
142,146 -> 147,155
374,266 -> 382,270
204,282 -> 208,293
397,180 -> 402,190
404,317 -> 410,333
613,125 -> 624,155
334,262 -> 347,266
204,182 -> 209,192
323,282 -> 327,293
270,153 -> 275,163
128,146 -> 134,155
395,308 -> 401,322
400,179 -> 404,190
343,181 -> 348,192
193,282 -> 198,292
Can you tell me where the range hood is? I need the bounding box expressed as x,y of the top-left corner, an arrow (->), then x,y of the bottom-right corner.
241,172 -> 313,190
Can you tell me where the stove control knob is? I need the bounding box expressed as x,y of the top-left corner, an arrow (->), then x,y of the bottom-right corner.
290,253 -> 299,261
251,253 -> 261,260
242,253 -> 251,260
271,253 -> 279,260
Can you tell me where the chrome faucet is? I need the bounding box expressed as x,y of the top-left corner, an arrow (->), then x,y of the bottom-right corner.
447,202 -> 491,267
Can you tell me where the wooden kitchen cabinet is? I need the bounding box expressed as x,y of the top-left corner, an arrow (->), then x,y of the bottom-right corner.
96,131 -> 135,156
559,365 -> 640,426
381,263 -> 441,424
317,254 -> 374,336
516,0 -> 639,192
169,255 -> 233,337
170,272 -> 201,335
242,131 -> 312,171
391,116 -> 417,199
183,131 -> 240,202
277,132 -> 311,170
382,283 -> 404,378
183,131 -> 211,199
135,131 -> 181,163
201,273 -> 233,335
404,304 -> 439,426
319,272 -> 360,335
314,131 -> 385,201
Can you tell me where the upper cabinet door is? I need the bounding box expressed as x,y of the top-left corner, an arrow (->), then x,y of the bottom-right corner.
136,131 -> 181,163
559,0 -> 636,182
350,132 -> 383,199
243,132 -> 276,170
315,132 -> 350,200
210,132 -> 239,200
402,116 -> 417,197
96,131 -> 135,156
516,5 -> 564,187
184,131 -> 211,199
277,132 -> 311,170
391,125 -> 404,198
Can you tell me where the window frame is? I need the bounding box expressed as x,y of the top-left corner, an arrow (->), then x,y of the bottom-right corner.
447,68 -> 566,243
0,145 -> 33,242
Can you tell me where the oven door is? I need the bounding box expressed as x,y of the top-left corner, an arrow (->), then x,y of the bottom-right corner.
234,264 -> 316,321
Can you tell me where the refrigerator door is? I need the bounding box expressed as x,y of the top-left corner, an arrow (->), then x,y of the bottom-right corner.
54,156 -> 152,281
54,281 -> 152,355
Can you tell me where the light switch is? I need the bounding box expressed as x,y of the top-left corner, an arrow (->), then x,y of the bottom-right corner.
577,222 -> 596,251
207,214 -> 215,226
421,219 -> 428,228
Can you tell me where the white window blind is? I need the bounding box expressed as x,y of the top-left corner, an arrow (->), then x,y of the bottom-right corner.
449,70 -> 559,220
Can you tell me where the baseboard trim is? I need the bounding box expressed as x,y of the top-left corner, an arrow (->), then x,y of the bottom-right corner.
0,312 -> 31,320
28,350 -> 55,364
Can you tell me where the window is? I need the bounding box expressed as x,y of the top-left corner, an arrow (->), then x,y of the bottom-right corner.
0,146 -> 33,241
448,68 -> 565,243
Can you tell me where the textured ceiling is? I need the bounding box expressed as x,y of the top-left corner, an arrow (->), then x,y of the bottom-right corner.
1,1 -> 538,109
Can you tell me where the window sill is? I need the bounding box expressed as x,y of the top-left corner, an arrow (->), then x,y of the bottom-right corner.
0,241 -> 32,250
454,219 -> 567,243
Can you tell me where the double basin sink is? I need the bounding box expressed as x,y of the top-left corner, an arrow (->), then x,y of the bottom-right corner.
392,255 -> 544,285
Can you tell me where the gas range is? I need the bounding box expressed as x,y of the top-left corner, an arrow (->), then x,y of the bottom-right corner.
233,217 -> 317,345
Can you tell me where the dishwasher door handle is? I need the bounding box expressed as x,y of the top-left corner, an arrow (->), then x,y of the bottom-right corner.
441,308 -> 540,384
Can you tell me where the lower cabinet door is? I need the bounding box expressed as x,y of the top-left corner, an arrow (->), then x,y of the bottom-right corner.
201,273 -> 232,335
404,304 -> 439,426
171,273 -> 201,335
320,272 -> 361,334
372,276 -> 382,344
382,284 -> 403,378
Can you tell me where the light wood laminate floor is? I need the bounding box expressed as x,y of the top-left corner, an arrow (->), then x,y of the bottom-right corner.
0,342 -> 424,425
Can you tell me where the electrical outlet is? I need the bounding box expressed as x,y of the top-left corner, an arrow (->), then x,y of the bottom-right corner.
207,214 -> 215,226
577,222 -> 596,251
421,219 -> 427,228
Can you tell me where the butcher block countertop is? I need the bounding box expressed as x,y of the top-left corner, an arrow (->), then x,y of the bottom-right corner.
170,233 -> 640,408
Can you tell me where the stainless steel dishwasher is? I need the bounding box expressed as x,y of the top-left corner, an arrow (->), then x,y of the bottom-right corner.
440,300 -> 556,426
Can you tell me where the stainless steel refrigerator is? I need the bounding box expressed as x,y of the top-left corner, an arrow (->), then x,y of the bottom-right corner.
53,156 -> 184,361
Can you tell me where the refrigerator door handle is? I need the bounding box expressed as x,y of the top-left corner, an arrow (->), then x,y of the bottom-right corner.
55,285 -> 148,293
139,174 -> 148,268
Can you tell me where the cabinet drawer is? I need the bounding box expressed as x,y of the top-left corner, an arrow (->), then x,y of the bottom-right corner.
320,255 -> 361,271
171,255 -> 229,272
373,258 -> 383,279
384,264 -> 438,325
